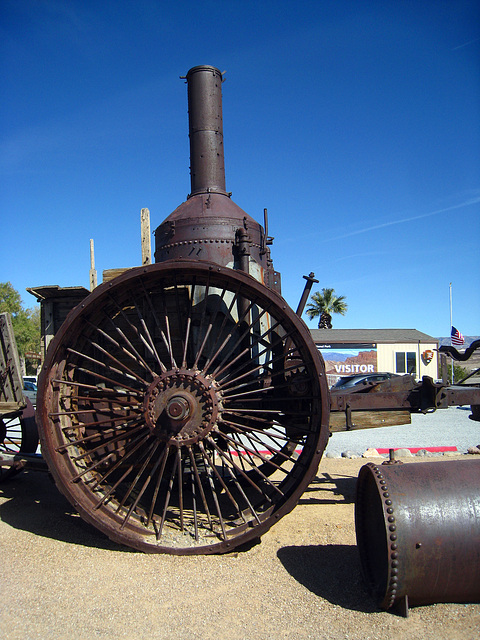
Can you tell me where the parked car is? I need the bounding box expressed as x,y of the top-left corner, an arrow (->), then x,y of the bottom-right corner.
23,379 -> 37,405
331,372 -> 399,390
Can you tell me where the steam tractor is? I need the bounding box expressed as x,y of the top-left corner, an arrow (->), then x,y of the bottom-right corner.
33,66 -> 330,554
2,67 -> 479,565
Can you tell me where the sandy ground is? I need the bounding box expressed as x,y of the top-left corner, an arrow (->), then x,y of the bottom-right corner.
1,455 -> 479,640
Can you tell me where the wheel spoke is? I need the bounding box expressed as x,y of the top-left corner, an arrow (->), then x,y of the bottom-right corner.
198,442 -> 227,540
105,315 -> 158,376
198,441 -> 244,521
176,447 -> 184,531
220,416 -> 294,444
200,282 -> 242,372
187,446 -> 213,530
85,319 -> 154,376
218,429 -> 289,478
210,444 -> 262,524
73,366 -> 142,395
86,339 -> 150,386
146,445 -> 170,526
217,431 -> 285,495
206,435 -> 268,500
91,431 -> 153,496
120,439 -> 163,529
71,423 -> 145,462
157,451 -> 179,539
221,420 -> 293,462
180,276 -> 196,368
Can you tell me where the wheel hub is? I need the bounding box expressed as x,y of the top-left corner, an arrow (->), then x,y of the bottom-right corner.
143,369 -> 221,445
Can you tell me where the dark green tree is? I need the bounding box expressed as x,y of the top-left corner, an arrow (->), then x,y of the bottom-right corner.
0,281 -> 22,315
306,288 -> 348,329
0,282 -> 40,368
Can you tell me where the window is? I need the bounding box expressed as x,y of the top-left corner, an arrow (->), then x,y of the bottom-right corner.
395,351 -> 416,375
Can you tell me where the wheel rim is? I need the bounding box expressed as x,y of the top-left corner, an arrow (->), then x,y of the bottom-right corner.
0,399 -> 38,481
37,261 -> 329,553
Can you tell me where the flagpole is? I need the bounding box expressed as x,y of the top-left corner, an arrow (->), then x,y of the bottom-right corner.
449,282 -> 453,330
449,282 -> 453,383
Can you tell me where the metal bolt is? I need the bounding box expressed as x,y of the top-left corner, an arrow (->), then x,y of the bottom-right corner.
166,396 -> 190,420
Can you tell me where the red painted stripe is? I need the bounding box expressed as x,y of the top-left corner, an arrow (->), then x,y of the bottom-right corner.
229,449 -> 304,456
376,446 -> 457,454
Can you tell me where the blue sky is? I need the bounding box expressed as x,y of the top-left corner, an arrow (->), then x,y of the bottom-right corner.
1,0 -> 479,338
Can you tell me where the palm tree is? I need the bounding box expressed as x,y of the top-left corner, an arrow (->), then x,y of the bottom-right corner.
305,288 -> 348,329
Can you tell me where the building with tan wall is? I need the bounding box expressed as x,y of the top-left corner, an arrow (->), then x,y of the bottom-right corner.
310,328 -> 438,387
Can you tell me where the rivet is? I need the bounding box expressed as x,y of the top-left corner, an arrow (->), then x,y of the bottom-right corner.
391,560 -> 399,568
391,568 -> 398,575
390,534 -> 397,541
389,524 -> 396,532
391,543 -> 398,550
391,552 -> 398,559
385,499 -> 392,505
388,516 -> 395,523
383,492 -> 389,498
386,507 -> 394,514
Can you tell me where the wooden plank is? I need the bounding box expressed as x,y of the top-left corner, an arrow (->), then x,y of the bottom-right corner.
102,268 -> 131,283
329,409 -> 411,432
89,238 -> 97,291
0,313 -> 24,405
141,208 -> 152,266
0,401 -> 25,415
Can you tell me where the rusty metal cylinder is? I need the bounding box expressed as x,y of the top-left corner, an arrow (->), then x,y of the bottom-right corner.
186,65 -> 227,196
355,459 -> 480,612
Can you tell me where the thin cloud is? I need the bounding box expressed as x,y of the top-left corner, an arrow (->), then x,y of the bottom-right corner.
327,197 -> 480,242
452,38 -> 480,51
333,250 -> 390,262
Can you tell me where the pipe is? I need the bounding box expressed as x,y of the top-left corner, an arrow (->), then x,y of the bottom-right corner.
185,65 -> 227,197
355,459 -> 480,616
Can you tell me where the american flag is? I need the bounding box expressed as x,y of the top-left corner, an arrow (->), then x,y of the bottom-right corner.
451,326 -> 465,346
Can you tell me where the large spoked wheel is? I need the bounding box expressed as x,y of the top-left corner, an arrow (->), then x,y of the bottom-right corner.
0,398 -> 39,481
37,261 -> 329,554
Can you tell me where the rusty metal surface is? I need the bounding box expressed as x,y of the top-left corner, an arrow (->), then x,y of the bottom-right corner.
355,459 -> 480,613
330,374 -> 480,421
439,339 -> 480,362
154,65 -> 280,292
37,260 -> 329,554
184,65 -> 227,197
154,193 -> 266,267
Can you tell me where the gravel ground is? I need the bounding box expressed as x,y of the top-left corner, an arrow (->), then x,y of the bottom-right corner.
1,454 -> 479,640
326,405 -> 479,457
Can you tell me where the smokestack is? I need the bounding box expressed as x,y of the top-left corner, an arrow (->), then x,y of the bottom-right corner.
154,65 -> 280,293
186,65 -> 227,197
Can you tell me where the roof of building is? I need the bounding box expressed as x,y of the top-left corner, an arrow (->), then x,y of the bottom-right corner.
310,328 -> 437,344
26,285 -> 90,301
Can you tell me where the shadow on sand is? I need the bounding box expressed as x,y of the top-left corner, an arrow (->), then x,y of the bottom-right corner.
0,469 -> 130,551
277,544 -> 378,613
